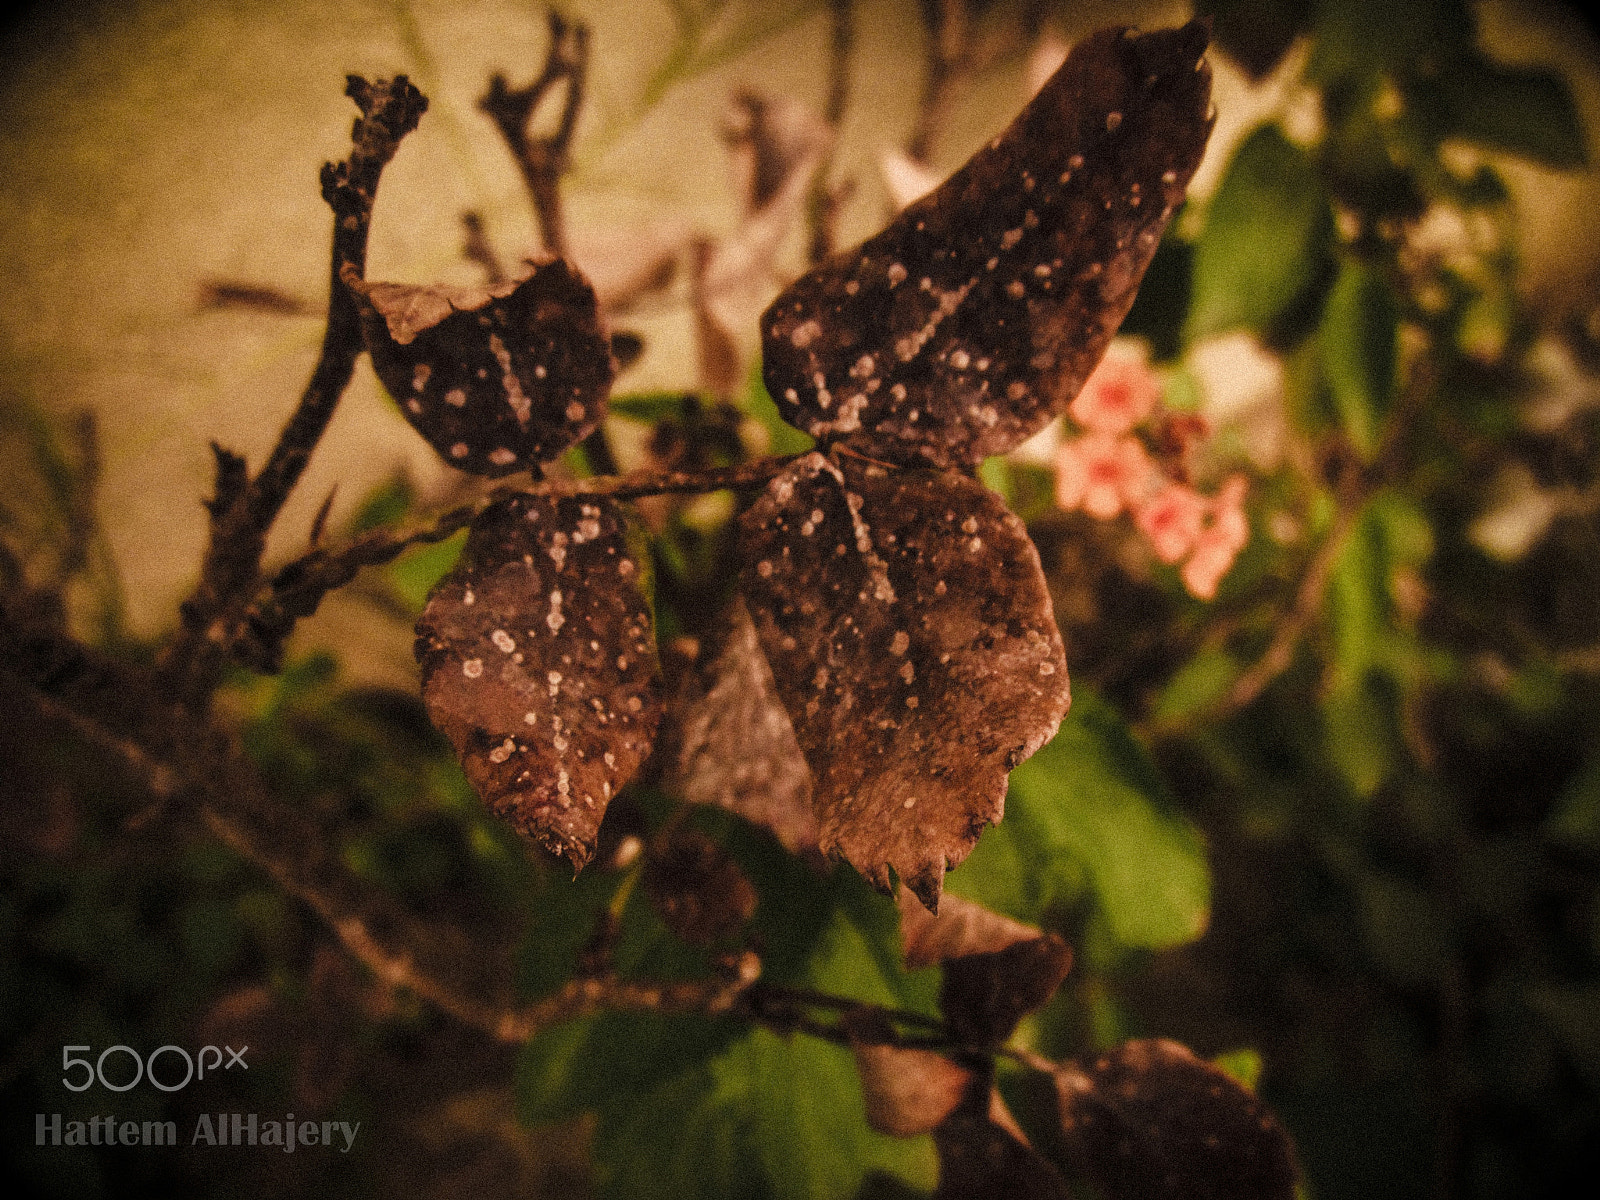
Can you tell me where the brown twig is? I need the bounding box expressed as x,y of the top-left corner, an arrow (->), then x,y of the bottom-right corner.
460,211 -> 508,284
480,12 -> 590,257
907,0 -> 972,165
806,0 -> 855,264
233,454 -> 800,672
160,75 -> 428,710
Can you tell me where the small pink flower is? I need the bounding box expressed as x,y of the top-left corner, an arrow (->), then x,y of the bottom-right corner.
1069,348 -> 1160,436
1135,484 -> 1207,564
1180,476 -> 1250,599
1055,433 -> 1152,520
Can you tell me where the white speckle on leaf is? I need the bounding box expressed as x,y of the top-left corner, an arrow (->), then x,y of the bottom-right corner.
462,658 -> 483,678
491,629 -> 515,653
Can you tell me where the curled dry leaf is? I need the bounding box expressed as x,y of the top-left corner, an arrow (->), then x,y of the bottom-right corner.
942,934 -> 1073,1046
355,257 -> 614,477
1052,1039 -> 1299,1200
760,22 -> 1214,468
643,828 -> 758,946
665,596 -> 817,854
738,452 -> 1070,911
844,1009 -> 974,1138
416,493 -> 661,869
898,892 -> 1072,1045
898,889 -> 1041,969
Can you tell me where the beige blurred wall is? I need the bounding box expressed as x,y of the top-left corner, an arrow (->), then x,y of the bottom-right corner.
1,0 -> 1595,662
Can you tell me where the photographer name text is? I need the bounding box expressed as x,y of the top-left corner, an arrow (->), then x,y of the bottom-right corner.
36,1112 -> 359,1153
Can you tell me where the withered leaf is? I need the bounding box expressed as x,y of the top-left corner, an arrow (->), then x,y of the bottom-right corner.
760,22 -> 1214,467
899,893 -> 1072,1045
643,829 -> 758,946
933,1088 -> 1071,1200
898,890 -> 1041,970
845,1010 -> 974,1138
665,596 -> 817,854
415,493 -> 660,868
738,453 -> 1070,910
356,257 -> 614,477
1052,1039 -> 1299,1200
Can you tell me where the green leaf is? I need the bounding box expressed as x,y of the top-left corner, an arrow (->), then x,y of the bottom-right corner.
385,529 -> 467,612
1211,1047 -> 1264,1092
953,692 -> 1210,949
1320,260 -> 1398,461
1187,125 -> 1334,343
1119,235 -> 1193,361
1355,871 -> 1451,988
516,859 -> 937,1199
1321,680 -> 1398,799
1433,58 -> 1587,169
1153,645 -> 1240,725
741,358 -> 815,457
1545,742 -> 1600,852
609,391 -> 699,424
1307,0 -> 1476,85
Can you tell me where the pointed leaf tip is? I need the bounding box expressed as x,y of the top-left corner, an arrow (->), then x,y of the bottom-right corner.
761,22 -> 1214,467
416,493 -> 660,867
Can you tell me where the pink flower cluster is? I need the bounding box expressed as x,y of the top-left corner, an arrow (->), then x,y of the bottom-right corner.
1054,350 -> 1249,600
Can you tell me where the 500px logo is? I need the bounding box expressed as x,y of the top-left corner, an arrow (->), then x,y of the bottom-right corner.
61,1045 -> 248,1093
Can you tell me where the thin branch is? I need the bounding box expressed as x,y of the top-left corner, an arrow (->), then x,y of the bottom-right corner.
806,0 -> 855,264
234,454 -> 800,671
1151,359 -> 1437,734
907,0 -> 972,165
480,12 -> 590,257
1218,478 -> 1365,714
235,501 -> 480,672
753,982 -> 946,1033
160,75 -> 428,709
460,211 -> 508,285
201,802 -> 760,1044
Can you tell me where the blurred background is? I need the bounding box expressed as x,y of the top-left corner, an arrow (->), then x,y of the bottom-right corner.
4,0 -> 1600,1196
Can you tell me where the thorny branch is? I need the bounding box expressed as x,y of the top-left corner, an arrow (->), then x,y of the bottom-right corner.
160,75 -> 427,711
480,11 -> 590,258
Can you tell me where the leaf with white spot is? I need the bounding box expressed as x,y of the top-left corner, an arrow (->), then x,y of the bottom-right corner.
415,493 -> 660,868
665,596 -> 818,854
356,257 -> 614,477
761,22 -> 1214,468
1049,1040 -> 1299,1200
738,452 -> 1071,911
